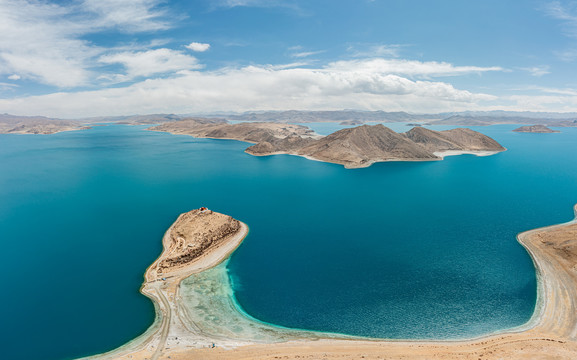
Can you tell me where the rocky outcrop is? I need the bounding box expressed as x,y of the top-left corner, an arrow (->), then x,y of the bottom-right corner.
513,125 -> 560,133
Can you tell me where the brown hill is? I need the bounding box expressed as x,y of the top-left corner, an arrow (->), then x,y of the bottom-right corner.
294,124 -> 438,168
404,127 -> 506,153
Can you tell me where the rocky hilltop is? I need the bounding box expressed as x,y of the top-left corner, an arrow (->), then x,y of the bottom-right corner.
150,120 -> 505,169
513,125 -> 560,133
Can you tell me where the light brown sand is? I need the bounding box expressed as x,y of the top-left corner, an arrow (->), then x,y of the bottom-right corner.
84,205 -> 577,360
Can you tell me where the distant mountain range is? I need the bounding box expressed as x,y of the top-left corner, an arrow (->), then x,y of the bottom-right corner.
2,109 -> 577,135
0,113 -> 90,134
199,110 -> 577,126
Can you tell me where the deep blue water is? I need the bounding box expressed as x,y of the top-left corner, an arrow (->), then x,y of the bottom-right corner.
1,124 -> 576,360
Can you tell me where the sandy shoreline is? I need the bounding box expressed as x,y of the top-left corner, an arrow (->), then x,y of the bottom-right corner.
83,205 -> 577,360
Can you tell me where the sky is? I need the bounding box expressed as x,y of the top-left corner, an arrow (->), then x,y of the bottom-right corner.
1,0 -> 577,118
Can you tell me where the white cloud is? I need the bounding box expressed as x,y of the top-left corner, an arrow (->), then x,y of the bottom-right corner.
0,82 -> 18,89
99,49 -> 202,80
543,1 -> 577,38
186,42 -> 211,52
555,47 -> 577,61
8,74 -> 21,80
521,65 -> 551,77
325,58 -> 503,78
506,94 -> 577,111
291,50 -> 324,58
213,0 -> 294,8
0,0 -> 171,87
209,0 -> 307,15
520,85 -> 577,96
82,0 -> 169,32
0,60 -> 501,118
350,44 -> 405,58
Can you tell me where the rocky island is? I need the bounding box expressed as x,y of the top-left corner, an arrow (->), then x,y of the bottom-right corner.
149,120 -> 506,169
84,205 -> 577,360
513,125 -> 560,133
339,120 -> 364,125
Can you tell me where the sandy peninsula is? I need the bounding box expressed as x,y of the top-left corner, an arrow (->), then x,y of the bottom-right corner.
82,204 -> 577,360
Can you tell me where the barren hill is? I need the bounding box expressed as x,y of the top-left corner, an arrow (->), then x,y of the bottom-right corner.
291,124 -> 438,168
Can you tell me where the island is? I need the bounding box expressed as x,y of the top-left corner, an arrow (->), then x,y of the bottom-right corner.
149,121 -> 506,169
0,114 -> 90,134
513,125 -> 561,133
339,120 -> 364,125
84,205 -> 577,359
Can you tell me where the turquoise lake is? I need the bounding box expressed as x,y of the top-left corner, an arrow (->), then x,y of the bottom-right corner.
1,123 -> 577,360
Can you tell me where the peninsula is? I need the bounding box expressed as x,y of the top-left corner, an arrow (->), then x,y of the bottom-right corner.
85,205 -> 577,359
149,121 -> 505,169
513,125 -> 561,133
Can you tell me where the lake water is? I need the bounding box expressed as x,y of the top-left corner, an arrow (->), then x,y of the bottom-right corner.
1,123 -> 576,360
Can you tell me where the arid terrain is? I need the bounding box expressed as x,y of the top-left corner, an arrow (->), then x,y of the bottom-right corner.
149,120 -> 506,168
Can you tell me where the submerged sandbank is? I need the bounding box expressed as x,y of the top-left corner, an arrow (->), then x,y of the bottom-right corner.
83,205 -> 577,360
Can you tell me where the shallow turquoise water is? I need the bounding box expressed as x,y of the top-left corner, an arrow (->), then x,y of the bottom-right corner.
0,124 -> 576,359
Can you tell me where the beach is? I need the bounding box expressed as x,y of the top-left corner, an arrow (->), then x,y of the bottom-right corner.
84,205 -> 577,360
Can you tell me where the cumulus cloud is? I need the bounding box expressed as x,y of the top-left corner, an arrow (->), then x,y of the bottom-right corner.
0,0 -> 171,87
82,0 -> 168,32
186,42 -> 211,52
99,49 -> 201,80
0,60 -> 500,118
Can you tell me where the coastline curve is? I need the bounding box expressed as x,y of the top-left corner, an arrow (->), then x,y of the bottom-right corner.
83,205 -> 577,360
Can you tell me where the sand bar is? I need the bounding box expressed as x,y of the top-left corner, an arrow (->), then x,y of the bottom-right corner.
83,205 -> 577,360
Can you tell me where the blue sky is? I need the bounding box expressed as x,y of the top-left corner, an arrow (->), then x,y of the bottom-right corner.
1,0 -> 577,117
